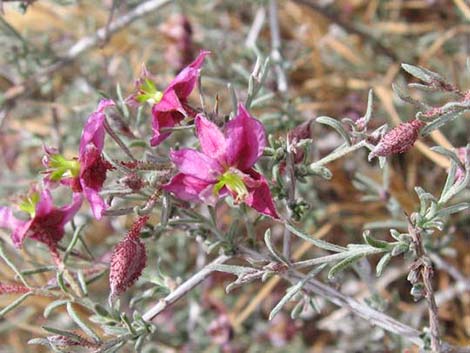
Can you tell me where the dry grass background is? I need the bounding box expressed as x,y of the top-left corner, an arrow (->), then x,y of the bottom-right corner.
0,0 -> 469,352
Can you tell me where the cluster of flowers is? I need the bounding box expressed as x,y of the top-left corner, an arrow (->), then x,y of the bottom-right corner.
2,50 -> 466,297
0,51 -> 280,296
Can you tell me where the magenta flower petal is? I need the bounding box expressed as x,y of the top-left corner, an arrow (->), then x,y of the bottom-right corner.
79,99 -> 114,155
153,88 -> 185,113
225,104 -> 266,170
149,51 -> 209,147
83,186 -> 106,219
171,148 -> 222,182
0,207 -> 31,247
79,144 -> 108,191
166,50 -> 210,98
164,173 -> 214,202
59,193 -> 83,225
0,206 -> 26,231
1,190 -> 82,248
35,188 -> 54,217
243,169 -> 279,219
30,191 -> 83,245
150,110 -> 184,147
195,115 -> 227,162
164,102 -> 277,218
11,221 -> 33,248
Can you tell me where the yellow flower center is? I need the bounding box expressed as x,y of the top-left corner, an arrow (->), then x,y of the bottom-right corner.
48,154 -> 81,180
136,78 -> 163,105
213,171 -> 248,202
18,192 -> 40,217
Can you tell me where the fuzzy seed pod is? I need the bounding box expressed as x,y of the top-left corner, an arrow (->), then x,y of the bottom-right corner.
369,119 -> 425,159
109,216 -> 148,299
109,235 -> 146,299
0,282 -> 30,295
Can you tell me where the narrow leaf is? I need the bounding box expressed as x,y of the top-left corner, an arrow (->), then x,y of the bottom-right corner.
376,253 -> 392,277
64,224 -> 85,263
316,116 -> 352,146
401,63 -> 441,83
431,146 -> 464,168
28,338 -> 50,346
290,299 -> 305,319
44,299 -> 68,318
0,242 -> 28,286
286,223 -> 346,253
420,110 -> 466,136
362,89 -> 374,125
209,264 -> 257,276
269,281 -> 302,320
66,302 -> 101,343
436,202 -> 470,217
362,231 -> 392,249
0,292 -> 32,317
42,326 -> 87,341
264,229 -> 289,265
328,254 -> 364,280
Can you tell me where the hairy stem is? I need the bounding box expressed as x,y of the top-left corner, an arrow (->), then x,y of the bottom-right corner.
104,119 -> 137,162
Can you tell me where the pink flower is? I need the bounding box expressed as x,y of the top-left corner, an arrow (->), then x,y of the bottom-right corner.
43,100 -> 114,219
150,50 -> 210,146
0,189 -> 82,249
164,104 -> 279,219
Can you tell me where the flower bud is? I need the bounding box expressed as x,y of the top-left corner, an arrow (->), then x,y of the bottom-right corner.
47,335 -> 97,348
369,119 -> 425,159
109,216 -> 149,299
455,146 -> 469,182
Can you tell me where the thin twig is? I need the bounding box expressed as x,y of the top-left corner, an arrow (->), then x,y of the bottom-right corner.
102,0 -> 120,46
268,0 -> 288,93
142,254 -> 231,321
423,264 -> 442,352
287,270 -> 423,345
245,7 -> 266,49
408,220 -> 442,352
283,137 -> 296,259
237,246 -> 470,352
237,245 -> 425,345
1,0 -> 173,109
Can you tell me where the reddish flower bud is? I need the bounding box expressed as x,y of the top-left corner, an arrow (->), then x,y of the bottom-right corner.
47,334 -> 98,348
286,119 -> 314,164
123,173 -> 145,191
369,119 -> 425,159
109,216 -> 149,299
0,282 -> 30,295
455,147 -> 469,182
